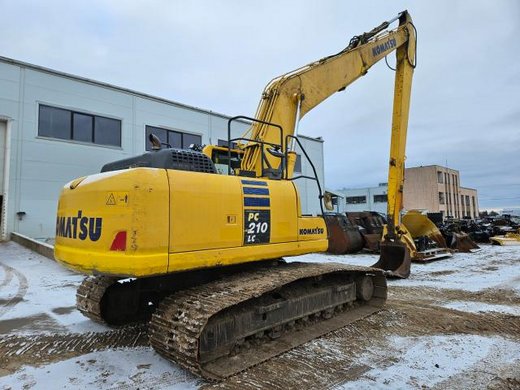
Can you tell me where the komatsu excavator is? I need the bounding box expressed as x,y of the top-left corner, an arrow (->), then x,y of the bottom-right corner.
55,11 -> 416,380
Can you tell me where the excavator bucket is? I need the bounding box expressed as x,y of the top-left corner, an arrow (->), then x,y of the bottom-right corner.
372,240 -> 411,279
345,212 -> 386,252
362,234 -> 383,252
402,211 -> 452,262
402,211 -> 447,247
449,232 -> 480,252
324,213 -> 364,254
489,229 -> 520,246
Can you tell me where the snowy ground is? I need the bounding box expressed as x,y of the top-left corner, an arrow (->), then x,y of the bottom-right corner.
0,241 -> 519,389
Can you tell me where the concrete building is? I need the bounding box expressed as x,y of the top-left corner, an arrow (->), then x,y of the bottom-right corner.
0,56 -> 324,240
404,165 -> 479,219
337,183 -> 388,214
337,165 -> 479,220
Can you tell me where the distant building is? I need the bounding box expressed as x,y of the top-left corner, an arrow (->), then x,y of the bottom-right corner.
336,165 -> 479,220
336,183 -> 388,214
404,165 -> 479,219
502,208 -> 520,217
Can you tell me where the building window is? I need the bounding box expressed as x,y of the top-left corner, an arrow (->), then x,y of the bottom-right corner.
439,192 -> 445,205
437,171 -> 443,183
346,196 -> 367,204
38,105 -> 121,147
373,194 -> 387,203
293,154 -> 302,173
465,195 -> 470,206
145,126 -> 201,151
217,139 -> 238,149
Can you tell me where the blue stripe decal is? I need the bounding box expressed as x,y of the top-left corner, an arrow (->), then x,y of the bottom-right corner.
244,197 -> 271,207
243,187 -> 270,195
241,180 -> 268,187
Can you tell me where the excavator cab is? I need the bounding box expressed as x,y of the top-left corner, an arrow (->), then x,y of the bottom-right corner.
202,144 -> 244,175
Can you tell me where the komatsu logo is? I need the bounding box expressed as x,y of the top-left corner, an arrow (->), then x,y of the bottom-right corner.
56,210 -> 102,241
299,227 -> 325,235
372,38 -> 397,57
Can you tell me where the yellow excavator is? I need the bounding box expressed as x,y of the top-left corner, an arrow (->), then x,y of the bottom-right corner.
55,11 -> 416,380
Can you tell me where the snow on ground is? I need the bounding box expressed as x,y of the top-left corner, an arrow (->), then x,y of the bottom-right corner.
442,301 -> 520,316
336,335 -> 520,390
0,241 -> 107,334
0,347 -> 201,390
392,245 -> 520,293
1,241 -> 519,389
287,244 -> 520,293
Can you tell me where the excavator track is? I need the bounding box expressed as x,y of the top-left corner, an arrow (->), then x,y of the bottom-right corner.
149,261 -> 386,380
76,276 -> 154,326
76,276 -> 118,324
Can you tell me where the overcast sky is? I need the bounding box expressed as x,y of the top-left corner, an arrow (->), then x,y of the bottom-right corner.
1,0 -> 519,210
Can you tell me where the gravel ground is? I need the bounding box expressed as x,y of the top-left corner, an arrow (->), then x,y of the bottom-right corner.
0,241 -> 519,389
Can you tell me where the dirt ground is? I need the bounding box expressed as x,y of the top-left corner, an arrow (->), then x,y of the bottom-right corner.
0,241 -> 519,389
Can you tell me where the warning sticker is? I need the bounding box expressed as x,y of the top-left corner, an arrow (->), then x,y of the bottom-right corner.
106,192 -> 129,206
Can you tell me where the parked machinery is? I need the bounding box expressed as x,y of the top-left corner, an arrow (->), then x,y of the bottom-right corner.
346,211 -> 386,252
324,213 -> 364,254
55,11 -> 416,379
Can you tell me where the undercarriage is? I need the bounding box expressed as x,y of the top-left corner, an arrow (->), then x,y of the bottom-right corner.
76,261 -> 386,380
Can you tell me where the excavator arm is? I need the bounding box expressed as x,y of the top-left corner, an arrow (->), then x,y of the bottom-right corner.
239,11 -> 416,180
371,17 -> 417,277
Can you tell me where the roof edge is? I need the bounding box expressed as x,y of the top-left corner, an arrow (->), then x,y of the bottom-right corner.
0,55 -> 249,123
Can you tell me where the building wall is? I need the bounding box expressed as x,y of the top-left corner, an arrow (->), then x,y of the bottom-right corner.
0,57 -> 324,239
459,187 -> 479,219
337,184 -> 388,214
293,135 -> 325,216
337,165 -> 479,220
402,166 -> 438,212
403,165 -> 479,219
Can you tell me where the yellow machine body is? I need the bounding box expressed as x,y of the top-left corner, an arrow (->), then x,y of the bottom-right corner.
55,168 -> 327,277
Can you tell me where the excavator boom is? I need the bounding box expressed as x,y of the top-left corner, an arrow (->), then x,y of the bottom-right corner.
240,11 -> 417,179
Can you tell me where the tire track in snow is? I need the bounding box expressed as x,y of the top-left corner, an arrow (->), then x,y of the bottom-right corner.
0,262 -> 28,318
0,324 -> 149,373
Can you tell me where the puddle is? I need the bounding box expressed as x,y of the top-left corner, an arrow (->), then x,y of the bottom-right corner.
52,306 -> 76,315
0,313 -> 65,334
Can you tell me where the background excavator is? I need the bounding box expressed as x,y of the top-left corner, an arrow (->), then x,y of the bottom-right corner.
55,11 -> 416,380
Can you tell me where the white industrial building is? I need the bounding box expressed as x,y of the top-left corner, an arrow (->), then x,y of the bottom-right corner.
337,183 -> 388,214
0,56 -> 324,240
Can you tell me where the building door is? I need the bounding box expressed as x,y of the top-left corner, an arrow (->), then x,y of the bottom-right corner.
0,121 -> 6,239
